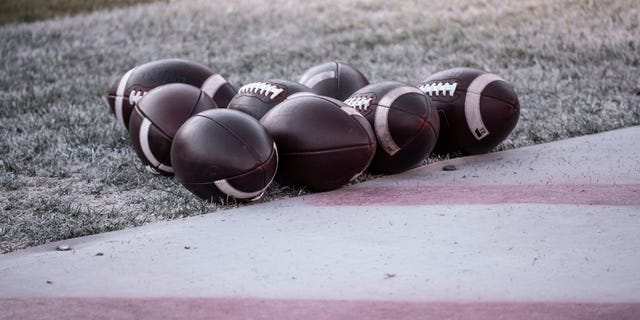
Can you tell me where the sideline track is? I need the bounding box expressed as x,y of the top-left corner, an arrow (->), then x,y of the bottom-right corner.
1,127 -> 639,319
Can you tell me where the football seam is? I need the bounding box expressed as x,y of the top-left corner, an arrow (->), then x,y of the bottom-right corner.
230,94 -> 280,107
181,146 -> 277,187
377,102 -> 431,119
137,118 -> 173,172
308,94 -> 376,147
188,91 -> 206,116
424,82 -> 517,105
195,114 -> 269,173
134,106 -> 176,139
424,116 -> 438,143
280,144 -> 374,156
237,82 -> 285,100
347,114 -> 376,147
477,93 -> 521,111
374,98 -> 432,150
386,114 -> 431,151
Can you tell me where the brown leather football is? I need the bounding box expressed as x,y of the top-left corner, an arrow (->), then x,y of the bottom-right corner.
227,79 -> 310,120
297,62 -> 369,100
128,83 -> 217,175
106,58 -> 236,130
171,109 -> 278,202
260,93 -> 376,192
344,81 -> 440,174
417,68 -> 520,155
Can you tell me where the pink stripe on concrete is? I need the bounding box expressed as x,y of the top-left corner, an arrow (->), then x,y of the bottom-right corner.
307,184 -> 640,206
1,298 -> 639,320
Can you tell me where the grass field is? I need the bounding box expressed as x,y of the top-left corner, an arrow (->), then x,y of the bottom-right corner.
1,0 -> 639,254
0,0 -> 163,25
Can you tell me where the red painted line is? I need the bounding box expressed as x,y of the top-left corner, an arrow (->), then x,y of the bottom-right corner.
1,298 -> 639,320
307,184 -> 640,206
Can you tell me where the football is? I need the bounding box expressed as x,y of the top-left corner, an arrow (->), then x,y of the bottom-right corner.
417,67 -> 520,155
171,109 -> 278,202
297,61 -> 369,100
227,79 -> 310,120
344,81 -> 440,174
200,73 -> 237,108
260,93 -> 376,192
106,58 -> 236,130
128,83 -> 217,175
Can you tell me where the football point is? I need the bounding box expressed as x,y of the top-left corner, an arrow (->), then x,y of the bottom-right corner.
1,127 -> 639,319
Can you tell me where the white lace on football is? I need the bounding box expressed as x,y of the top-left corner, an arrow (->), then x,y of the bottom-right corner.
238,82 -> 284,100
418,82 -> 458,97
129,90 -> 147,105
344,96 -> 373,111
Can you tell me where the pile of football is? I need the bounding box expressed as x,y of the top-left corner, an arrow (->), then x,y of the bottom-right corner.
107,58 -> 520,202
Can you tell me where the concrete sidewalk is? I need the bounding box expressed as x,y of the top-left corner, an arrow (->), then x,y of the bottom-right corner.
1,127 -> 639,319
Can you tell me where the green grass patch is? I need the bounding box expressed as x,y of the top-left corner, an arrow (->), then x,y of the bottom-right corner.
1,0 -> 639,253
